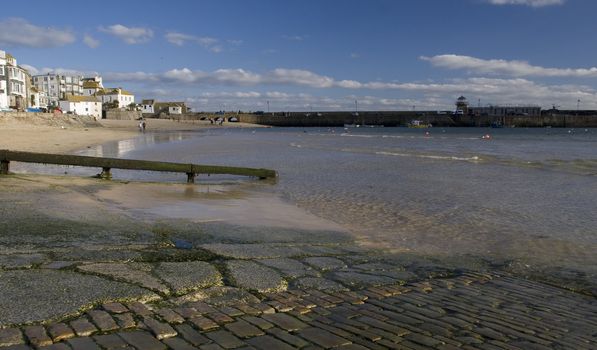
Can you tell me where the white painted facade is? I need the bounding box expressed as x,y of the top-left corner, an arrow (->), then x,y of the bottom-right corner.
0,81 -> 8,110
0,50 -> 7,109
141,99 -> 154,113
98,88 -> 135,109
30,88 -> 49,109
1,51 -> 29,109
141,104 -> 154,113
59,95 -> 102,118
169,105 -> 182,114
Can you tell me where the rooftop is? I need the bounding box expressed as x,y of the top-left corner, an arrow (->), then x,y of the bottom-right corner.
62,95 -> 100,102
83,81 -> 101,89
97,88 -> 134,96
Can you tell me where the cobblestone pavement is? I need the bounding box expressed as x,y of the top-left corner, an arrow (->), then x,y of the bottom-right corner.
1,273 -> 595,349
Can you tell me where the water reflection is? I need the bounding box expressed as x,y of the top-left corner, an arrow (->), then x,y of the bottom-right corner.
80,132 -> 193,158
12,132 -> 198,179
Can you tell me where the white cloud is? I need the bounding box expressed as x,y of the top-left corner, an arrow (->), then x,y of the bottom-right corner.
105,71 -> 160,82
165,32 -> 217,46
337,80 -> 363,89
486,0 -> 564,6
421,54 -> 597,78
20,64 -> 97,77
200,91 -> 262,98
83,34 -> 100,48
282,35 -> 307,41
165,31 -> 235,53
0,18 -> 75,48
99,24 -> 153,44
213,69 -> 262,85
266,69 -> 336,88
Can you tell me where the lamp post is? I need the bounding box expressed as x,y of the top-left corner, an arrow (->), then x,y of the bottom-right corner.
267,100 -> 270,114
577,99 -> 580,115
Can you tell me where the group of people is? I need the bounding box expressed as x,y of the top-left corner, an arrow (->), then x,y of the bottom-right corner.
209,117 -> 224,125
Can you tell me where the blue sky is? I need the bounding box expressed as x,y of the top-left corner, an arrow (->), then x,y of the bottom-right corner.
2,0 -> 597,111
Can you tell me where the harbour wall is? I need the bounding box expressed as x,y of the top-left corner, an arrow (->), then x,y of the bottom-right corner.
235,112 -> 597,128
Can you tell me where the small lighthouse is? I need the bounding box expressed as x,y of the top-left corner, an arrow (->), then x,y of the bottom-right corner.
455,96 -> 469,115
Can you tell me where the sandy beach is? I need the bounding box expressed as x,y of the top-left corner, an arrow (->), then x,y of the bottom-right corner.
0,114 -> 259,154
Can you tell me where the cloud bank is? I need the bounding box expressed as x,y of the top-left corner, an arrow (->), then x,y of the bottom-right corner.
0,18 -> 75,48
421,54 -> 597,78
486,0 -> 564,7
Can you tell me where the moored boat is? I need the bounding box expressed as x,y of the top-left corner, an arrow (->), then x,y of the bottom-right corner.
408,120 -> 431,128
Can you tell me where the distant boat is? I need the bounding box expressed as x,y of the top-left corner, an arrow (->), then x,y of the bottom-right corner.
408,120 -> 431,128
344,122 -> 384,128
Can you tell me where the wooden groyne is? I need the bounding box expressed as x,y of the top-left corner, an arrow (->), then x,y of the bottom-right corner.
0,150 -> 277,183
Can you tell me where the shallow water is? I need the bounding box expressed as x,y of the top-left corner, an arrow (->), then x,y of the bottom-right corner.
14,127 -> 597,282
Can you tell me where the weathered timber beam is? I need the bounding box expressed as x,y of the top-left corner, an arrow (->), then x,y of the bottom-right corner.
190,164 -> 277,179
0,149 -> 277,180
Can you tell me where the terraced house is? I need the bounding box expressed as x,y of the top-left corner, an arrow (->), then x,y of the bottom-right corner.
0,50 -> 29,110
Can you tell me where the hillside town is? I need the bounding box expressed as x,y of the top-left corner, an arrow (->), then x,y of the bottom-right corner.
0,49 -> 186,119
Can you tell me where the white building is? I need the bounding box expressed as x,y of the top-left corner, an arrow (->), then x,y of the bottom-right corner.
141,99 -> 154,114
59,95 -> 102,118
32,73 -> 83,106
154,101 -> 188,115
0,50 -> 7,110
97,88 -> 135,109
1,50 -> 29,110
0,80 -> 7,110
30,87 -> 49,110
169,105 -> 183,114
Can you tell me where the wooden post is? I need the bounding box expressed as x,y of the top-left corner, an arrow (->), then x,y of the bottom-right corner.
100,167 -> 112,180
186,172 -> 195,183
0,160 -> 9,174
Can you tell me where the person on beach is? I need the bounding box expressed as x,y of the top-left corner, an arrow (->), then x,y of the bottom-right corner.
139,119 -> 146,133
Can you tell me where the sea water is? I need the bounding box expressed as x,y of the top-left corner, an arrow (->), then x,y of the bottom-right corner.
19,127 -> 597,286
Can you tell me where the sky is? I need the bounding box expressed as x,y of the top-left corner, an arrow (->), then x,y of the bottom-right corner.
2,0 -> 597,111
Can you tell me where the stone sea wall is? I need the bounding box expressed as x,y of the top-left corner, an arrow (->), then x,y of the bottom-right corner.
105,110 -> 142,120
235,112 -> 597,128
0,111 -> 101,127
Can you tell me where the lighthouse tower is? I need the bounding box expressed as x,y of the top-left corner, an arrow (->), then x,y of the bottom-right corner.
455,96 -> 469,115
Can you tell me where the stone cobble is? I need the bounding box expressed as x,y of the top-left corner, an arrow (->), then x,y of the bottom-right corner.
1,274 -> 595,349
